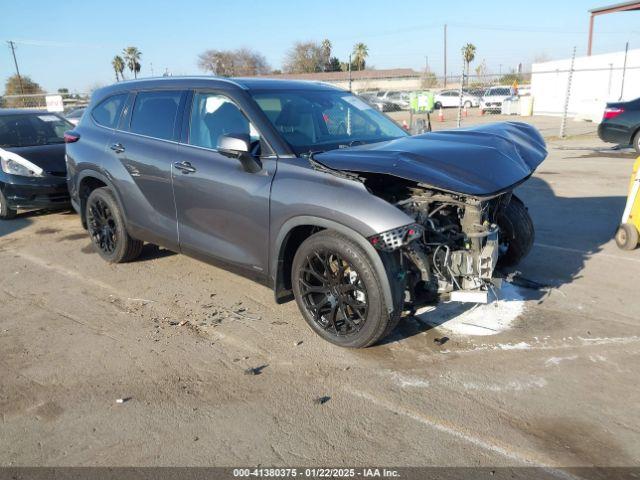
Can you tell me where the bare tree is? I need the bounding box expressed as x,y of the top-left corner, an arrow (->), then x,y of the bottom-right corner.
283,41 -> 324,73
198,48 -> 270,77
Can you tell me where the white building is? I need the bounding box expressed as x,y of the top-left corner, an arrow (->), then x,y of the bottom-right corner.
531,48 -> 640,122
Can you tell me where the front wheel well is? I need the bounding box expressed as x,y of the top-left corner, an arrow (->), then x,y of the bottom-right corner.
274,224 -> 325,303
78,176 -> 107,228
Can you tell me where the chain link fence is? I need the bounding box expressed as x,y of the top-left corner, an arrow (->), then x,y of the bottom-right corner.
0,92 -> 89,112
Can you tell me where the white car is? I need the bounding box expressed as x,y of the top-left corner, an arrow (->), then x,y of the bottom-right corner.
434,90 -> 480,109
376,91 -> 410,110
64,107 -> 86,126
479,87 -> 512,113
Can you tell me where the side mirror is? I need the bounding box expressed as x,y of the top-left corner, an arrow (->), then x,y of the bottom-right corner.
217,133 -> 261,173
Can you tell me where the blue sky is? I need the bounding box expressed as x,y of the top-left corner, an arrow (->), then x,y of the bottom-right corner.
2,0 -> 639,93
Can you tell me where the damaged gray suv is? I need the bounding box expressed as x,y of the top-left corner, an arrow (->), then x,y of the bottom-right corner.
65,77 -> 546,348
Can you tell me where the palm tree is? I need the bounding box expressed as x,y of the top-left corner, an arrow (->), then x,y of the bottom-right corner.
352,43 -> 368,71
122,46 -> 142,79
321,39 -> 332,70
112,55 -> 125,82
461,43 -> 476,80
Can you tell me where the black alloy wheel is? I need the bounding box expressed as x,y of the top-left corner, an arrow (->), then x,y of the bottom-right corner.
87,198 -> 117,255
298,250 -> 368,337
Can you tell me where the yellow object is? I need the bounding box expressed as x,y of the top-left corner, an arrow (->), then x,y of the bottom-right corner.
625,157 -> 640,228
616,157 -> 640,250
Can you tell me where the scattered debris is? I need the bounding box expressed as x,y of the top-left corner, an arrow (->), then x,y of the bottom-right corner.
504,271 -> 549,290
244,365 -> 268,376
168,320 -> 179,326
295,340 -> 303,346
434,336 -> 449,346
115,397 -> 131,404
194,436 -> 199,442
179,320 -> 188,326
314,396 -> 331,405
272,321 -> 288,325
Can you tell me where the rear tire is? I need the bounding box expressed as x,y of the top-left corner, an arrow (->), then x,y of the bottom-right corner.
85,187 -> 143,263
291,230 -> 401,348
0,189 -> 17,220
633,130 -> 640,155
615,223 -> 639,250
497,196 -> 535,267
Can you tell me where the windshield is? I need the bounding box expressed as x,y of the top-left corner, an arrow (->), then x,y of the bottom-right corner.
250,89 -> 408,155
0,113 -> 72,148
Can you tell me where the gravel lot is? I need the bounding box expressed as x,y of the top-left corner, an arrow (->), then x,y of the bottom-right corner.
1,115 -> 639,472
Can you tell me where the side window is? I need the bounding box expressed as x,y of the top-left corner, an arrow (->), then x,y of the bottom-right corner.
130,91 -> 182,141
188,92 -> 256,150
91,94 -> 127,128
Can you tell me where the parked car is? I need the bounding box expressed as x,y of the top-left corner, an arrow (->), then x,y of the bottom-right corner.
0,109 -> 72,219
480,86 -> 512,114
66,78 -> 546,348
376,91 -> 410,110
64,107 -> 86,126
434,90 -> 480,109
598,97 -> 640,154
359,92 -> 400,112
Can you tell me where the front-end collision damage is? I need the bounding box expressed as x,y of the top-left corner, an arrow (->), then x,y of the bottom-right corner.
364,185 -> 507,307
307,121 -> 547,310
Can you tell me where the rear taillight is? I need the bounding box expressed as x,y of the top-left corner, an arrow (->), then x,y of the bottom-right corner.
603,107 -> 624,120
64,131 -> 80,143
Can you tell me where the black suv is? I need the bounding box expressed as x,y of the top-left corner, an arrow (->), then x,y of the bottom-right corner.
66,77 -> 546,347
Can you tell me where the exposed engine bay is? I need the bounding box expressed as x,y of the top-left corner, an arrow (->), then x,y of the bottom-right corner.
364,178 -> 512,308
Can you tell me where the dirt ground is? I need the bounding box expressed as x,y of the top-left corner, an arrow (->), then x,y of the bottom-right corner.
1,115 -> 639,473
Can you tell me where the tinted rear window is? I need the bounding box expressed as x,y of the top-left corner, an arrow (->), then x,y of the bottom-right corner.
91,94 -> 127,128
130,91 -> 182,141
0,113 -> 72,148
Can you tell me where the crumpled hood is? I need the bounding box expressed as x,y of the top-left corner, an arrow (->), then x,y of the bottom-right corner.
314,122 -> 547,196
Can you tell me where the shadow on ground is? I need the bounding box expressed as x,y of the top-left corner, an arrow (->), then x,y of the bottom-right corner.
379,174 -> 626,344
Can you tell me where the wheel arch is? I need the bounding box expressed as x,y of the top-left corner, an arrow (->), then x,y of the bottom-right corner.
272,216 -> 397,313
76,170 -> 127,230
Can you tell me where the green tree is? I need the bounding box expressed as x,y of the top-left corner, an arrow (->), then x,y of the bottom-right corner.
112,55 -> 125,81
122,47 -> 142,79
3,75 -> 44,107
352,43 -> 368,71
461,43 -> 477,82
325,57 -> 342,72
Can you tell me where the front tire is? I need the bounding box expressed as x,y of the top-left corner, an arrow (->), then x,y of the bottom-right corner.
85,187 -> 143,263
0,189 -> 17,220
497,196 -> 535,267
291,230 -> 400,348
633,130 -> 640,155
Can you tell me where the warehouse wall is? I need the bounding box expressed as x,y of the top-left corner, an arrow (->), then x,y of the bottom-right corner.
531,49 -> 640,122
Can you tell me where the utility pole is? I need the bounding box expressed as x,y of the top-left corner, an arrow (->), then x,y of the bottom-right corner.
348,54 -> 352,92
7,41 -> 25,96
620,41 -> 629,101
443,24 -> 447,87
560,46 -> 576,139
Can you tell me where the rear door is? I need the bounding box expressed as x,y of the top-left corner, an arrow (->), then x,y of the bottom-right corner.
109,89 -> 186,250
172,90 -> 276,274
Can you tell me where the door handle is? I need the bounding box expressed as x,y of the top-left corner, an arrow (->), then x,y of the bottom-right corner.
174,161 -> 197,174
110,143 -> 125,153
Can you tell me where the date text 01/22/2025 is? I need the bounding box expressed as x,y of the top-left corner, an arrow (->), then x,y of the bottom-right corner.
232,468 -> 400,478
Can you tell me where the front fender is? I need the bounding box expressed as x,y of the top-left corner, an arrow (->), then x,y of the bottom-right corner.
269,159 -> 415,312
